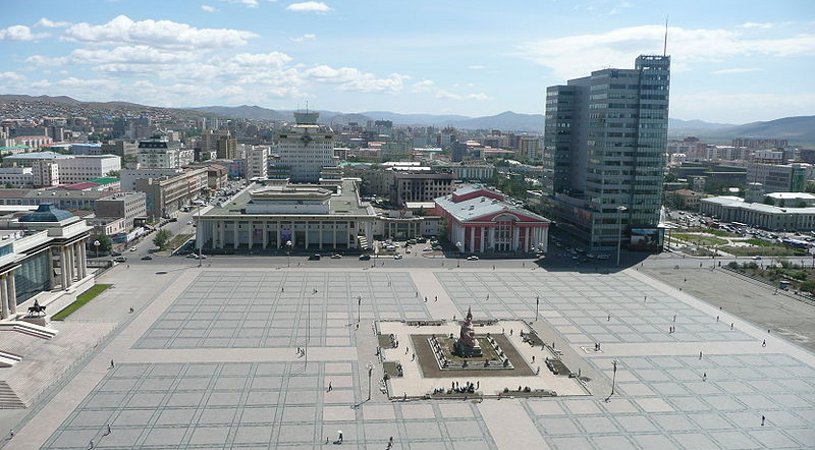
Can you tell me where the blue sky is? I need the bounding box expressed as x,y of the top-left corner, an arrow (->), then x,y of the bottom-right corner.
1,0 -> 813,123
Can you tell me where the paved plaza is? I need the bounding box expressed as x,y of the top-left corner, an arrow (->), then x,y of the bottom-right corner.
3,263 -> 815,449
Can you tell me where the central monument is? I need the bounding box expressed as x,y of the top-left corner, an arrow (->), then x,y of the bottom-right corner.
453,307 -> 483,357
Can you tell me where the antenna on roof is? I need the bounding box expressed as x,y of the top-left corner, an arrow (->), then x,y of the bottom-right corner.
663,16 -> 669,56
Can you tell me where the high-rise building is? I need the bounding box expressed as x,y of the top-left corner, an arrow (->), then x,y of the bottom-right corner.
246,146 -> 269,180
275,112 -> 336,183
542,55 -> 670,250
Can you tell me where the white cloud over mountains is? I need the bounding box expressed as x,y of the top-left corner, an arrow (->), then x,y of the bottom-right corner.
0,25 -> 47,41
62,15 -> 257,49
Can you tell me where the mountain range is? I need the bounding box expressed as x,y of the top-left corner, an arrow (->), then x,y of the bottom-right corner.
1,95 -> 813,144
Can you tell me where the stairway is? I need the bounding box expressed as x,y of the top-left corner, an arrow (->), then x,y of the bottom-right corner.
358,235 -> 370,251
0,321 -> 58,340
0,381 -> 25,409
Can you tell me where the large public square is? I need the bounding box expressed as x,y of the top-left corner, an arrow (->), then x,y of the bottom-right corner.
1,252 -> 815,450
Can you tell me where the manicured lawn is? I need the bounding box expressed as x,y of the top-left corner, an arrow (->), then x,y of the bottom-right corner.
672,233 -> 728,246
52,284 -> 112,321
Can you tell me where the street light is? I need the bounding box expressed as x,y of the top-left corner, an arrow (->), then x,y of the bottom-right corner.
366,361 -> 374,401
604,359 -> 618,402
456,241 -> 462,267
197,204 -> 203,267
616,206 -> 627,267
93,240 -> 100,258
286,240 -> 292,267
535,295 -> 540,322
357,295 -> 362,325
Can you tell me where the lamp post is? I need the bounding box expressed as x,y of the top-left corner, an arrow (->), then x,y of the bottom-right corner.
93,240 -> 100,258
306,288 -> 312,369
357,295 -> 362,325
286,240 -> 292,267
535,295 -> 540,322
605,359 -> 618,402
616,206 -> 627,267
197,204 -> 203,267
456,241 -> 462,267
367,361 -> 374,401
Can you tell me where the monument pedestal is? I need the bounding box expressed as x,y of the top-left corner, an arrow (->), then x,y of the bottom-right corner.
20,316 -> 48,327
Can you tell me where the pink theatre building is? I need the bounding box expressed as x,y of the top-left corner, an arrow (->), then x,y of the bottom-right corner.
434,186 -> 550,254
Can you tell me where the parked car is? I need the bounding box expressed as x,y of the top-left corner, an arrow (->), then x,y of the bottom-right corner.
113,256 -> 127,263
359,254 -> 371,261
393,254 -> 403,260
467,255 -> 479,261
330,254 -> 342,259
129,247 -> 137,252
308,254 -> 321,260
141,255 -> 153,261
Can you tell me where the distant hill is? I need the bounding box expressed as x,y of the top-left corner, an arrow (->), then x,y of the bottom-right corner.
721,116 -> 815,144
668,118 -> 735,134
192,106 -> 544,132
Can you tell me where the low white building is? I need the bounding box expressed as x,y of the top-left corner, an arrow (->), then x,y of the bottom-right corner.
55,155 -> 121,184
701,195 -> 815,231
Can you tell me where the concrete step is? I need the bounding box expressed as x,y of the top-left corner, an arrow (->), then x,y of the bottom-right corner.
0,381 -> 26,409
0,322 -> 58,340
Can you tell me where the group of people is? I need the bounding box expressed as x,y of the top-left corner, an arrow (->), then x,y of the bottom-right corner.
439,380 -> 479,395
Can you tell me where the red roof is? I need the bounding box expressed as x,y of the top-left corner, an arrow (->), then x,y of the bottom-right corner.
62,182 -> 100,190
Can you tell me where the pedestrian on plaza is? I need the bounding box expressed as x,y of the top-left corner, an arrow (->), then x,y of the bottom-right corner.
328,382 -> 333,392
106,424 -> 111,435
703,372 -> 707,381
435,296 -> 438,302
89,439 -> 94,449
699,351 -> 703,360
8,429 -> 13,439
716,315 -> 719,322
761,415 -> 765,426
129,307 -> 134,313
110,359 -> 115,369
762,339 -> 766,347
730,323 -> 734,330
337,430 -> 343,443
607,314 -> 611,321
532,356 -> 535,363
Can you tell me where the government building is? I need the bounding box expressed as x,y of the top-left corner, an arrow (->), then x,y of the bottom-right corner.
196,178 -> 376,252
434,186 -> 550,254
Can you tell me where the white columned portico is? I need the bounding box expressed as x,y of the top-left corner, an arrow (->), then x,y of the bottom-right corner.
469,227 -> 475,253
276,221 -> 282,248
305,222 -> 310,248
248,221 -> 254,249
0,275 -> 8,319
489,228 -> 496,252
512,227 -> 520,252
263,221 -> 269,249
6,272 -> 16,315
233,222 -> 239,249
524,227 -> 530,252
480,227 -> 485,253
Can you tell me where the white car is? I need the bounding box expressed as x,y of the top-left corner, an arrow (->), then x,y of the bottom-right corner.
393,254 -> 403,260
467,255 -> 479,261
129,247 -> 137,252
330,254 -> 342,259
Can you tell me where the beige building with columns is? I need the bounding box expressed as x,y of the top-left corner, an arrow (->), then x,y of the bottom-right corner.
0,204 -> 93,322
196,178 -> 377,252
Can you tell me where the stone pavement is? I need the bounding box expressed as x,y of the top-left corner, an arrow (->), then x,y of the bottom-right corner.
2,265 -> 814,449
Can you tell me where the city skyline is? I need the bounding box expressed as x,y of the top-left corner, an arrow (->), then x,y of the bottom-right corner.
1,0 -> 813,123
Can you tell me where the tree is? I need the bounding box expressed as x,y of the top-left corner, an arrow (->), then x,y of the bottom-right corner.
96,234 -> 112,253
153,229 -> 173,250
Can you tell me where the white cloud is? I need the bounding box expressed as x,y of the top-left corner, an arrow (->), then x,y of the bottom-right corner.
435,90 -> 490,101
221,0 -> 259,7
71,45 -> 198,64
63,15 -> 257,49
0,72 -> 25,83
467,65 -> 486,70
231,51 -> 292,67
712,67 -> 762,75
286,1 -> 331,12
290,33 -> 316,42
25,54 -> 69,66
0,25 -> 47,41
305,65 -> 407,92
519,25 -> 815,79
35,18 -> 71,28
742,22 -> 774,29
201,5 -> 218,12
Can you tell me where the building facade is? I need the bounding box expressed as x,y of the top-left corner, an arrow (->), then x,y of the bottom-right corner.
434,186 -> 550,255
246,146 -> 269,180
746,163 -> 812,193
196,179 -> 376,252
137,139 -> 191,169
701,196 -> 815,231
135,168 -> 208,219
390,171 -> 456,206
94,192 -> 147,226
542,55 -> 670,250
54,155 -> 121,184
0,204 -> 93,321
275,112 -> 336,183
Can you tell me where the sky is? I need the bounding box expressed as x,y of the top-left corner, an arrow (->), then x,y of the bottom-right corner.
0,0 -> 813,124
